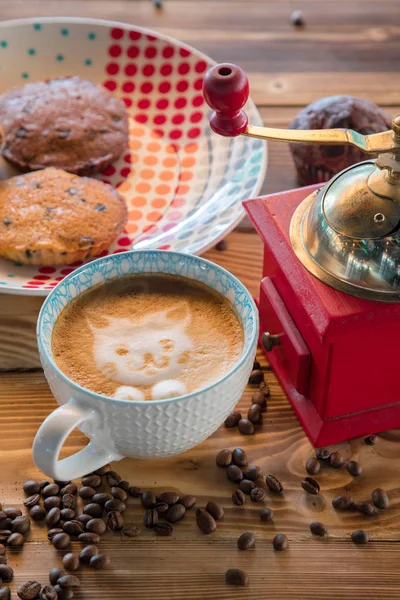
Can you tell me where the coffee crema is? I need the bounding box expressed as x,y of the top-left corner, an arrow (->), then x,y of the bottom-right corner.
52,273 -> 244,401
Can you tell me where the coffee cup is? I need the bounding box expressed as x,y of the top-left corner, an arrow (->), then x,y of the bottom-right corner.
33,250 -> 258,480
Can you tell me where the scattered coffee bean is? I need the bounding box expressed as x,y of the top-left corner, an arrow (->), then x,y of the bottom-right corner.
332,495 -> 355,510
129,487 -> 142,498
0,555 -> 7,564
92,493 -> 113,506
206,501 -> 223,521
82,474 -> 101,488
253,360 -> 261,370
40,585 -> 57,600
232,489 -> 246,506
153,502 -> 169,514
310,521 -> 327,536
0,588 -> 10,600
238,418 -> 255,435
224,411 -> 242,428
104,499 -> 125,514
90,554 -> 110,570
79,544 -> 99,563
225,568 -> 249,586
17,581 -> 41,599
12,516 -> 30,534
24,494 -> 40,509
141,491 -> 156,508
86,518 -> 107,535
118,481 -> 131,492
306,457 -> 321,475
47,528 -> 64,541
365,435 -> 377,446
196,509 -> 217,534
58,575 -> 80,589
227,465 -> 243,483
346,461 -> 363,477
60,484 -> 77,496
123,525 -> 140,537
44,496 -> 61,511
106,511 -> 124,531
0,533 -> 11,544
39,480 -> 50,491
30,505 -> 46,521
63,520 -> 85,536
216,449 -> 232,468
105,471 -> 122,487
215,239 -> 228,251
46,507 -> 61,528
78,532 -> 100,544
273,533 -> 288,551
291,9 -> 304,26
62,494 -> 77,510
77,514 -> 92,526
0,544 -> 5,555
53,585 -> 73,600
259,380 -> 270,397
351,529 -> 370,544
372,488 -> 389,509
237,532 -> 255,550
260,507 -> 274,522
251,391 -> 267,411
329,452 -> 344,469
356,502 -> 378,517
0,564 -> 13,581
158,492 -> 180,506
248,370 -> 264,384
154,523 -> 173,536
78,486 -> 96,499
4,508 -> 22,519
111,487 -> 128,502
7,533 -> 24,547
63,553 -> 80,571
316,448 -> 331,461
179,495 -> 196,509
41,484 -> 60,498
144,509 -> 158,529
54,480 -> 70,488
52,533 -> 71,550
166,504 -> 186,523
23,481 -> 40,496
250,487 -> 266,503
83,503 -> 103,518
232,448 -> 248,468
244,465 -> 263,481
93,464 -> 111,476
301,477 -> 320,495
247,404 -> 262,424
60,509 -> 75,521
266,475 -> 283,493
0,517 -> 12,531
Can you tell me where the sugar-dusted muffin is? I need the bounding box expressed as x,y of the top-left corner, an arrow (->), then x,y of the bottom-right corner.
0,76 -> 129,175
0,168 -> 128,266
289,96 -> 392,185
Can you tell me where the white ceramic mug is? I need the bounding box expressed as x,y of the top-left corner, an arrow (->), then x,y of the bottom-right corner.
33,250 -> 258,480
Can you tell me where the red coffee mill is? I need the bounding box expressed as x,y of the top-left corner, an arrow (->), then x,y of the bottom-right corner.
204,63 -> 400,446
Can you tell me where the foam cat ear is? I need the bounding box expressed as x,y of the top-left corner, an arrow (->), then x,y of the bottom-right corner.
86,315 -> 130,331
165,302 -> 191,327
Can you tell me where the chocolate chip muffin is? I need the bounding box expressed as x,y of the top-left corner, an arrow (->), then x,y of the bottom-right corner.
0,168 -> 128,265
0,76 -> 129,175
289,96 -> 392,185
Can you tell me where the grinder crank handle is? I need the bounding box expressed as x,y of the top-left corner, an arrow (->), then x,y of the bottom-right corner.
203,63 -> 400,155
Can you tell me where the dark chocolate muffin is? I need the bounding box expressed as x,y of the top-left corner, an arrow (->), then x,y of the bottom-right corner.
289,96 -> 391,185
0,76 -> 129,175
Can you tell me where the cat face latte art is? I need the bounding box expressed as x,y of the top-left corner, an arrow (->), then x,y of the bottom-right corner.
52,273 -> 244,401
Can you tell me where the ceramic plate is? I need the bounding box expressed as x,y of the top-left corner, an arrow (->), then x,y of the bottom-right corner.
0,17 -> 267,295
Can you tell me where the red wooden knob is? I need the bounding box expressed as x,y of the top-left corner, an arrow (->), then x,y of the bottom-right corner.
203,63 -> 249,137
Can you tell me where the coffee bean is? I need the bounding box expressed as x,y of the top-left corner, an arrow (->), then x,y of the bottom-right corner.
7,533 -> 24,547
0,588 -> 10,600
224,411 -> 242,428
23,481 -> 40,496
63,520 -> 85,536
90,554 -> 110,570
179,495 -> 196,509
83,503 -> 103,518
249,369 -> 264,384
273,533 -> 288,551
250,487 -> 266,502
306,457 -> 321,475
0,543 -> 5,555
52,533 -> 70,549
105,471 -> 122,487
225,568 -> 249,586
329,452 -> 344,469
157,492 -> 180,506
372,488 -> 389,509
58,575 -> 80,589
46,507 -> 61,528
356,502 -> 378,517
62,494 -> 77,510
82,474 -> 101,488
238,418 -> 255,435
47,528 -> 64,541
60,509 -> 75,521
4,508 -> 22,519
144,509 -> 158,529
310,521 -> 327,536
60,484 -> 77,496
346,461 -> 362,477
123,525 -> 140,537
243,465 -> 263,481
154,523 -> 173,536
332,495 -> 355,510
232,490 -> 246,506
92,493 -> 113,506
0,516 -> 12,531
12,516 -> 30,534
129,487 -> 142,498
78,486 -> 96,500
251,391 -> 267,411
39,480 -> 50,491
153,502 -> 169,514
0,564 -> 13,581
206,501 -> 223,521
259,380 -> 270,397
232,448 -> 248,468
0,555 -> 7,564
40,585 -> 57,600
111,487 -> 128,502
86,518 -> 107,535
17,581 -> 41,599
365,435 -> 377,445
301,477 -> 320,495
141,491 -> 156,508
30,505 -> 46,521
44,496 -> 61,511
104,499 -> 125,514
24,494 -> 40,508
253,359 -> 261,370
0,533 -> 11,544
316,448 -> 331,461
247,404 -> 262,424
216,449 -> 232,468
93,464 -> 111,476
79,544 -> 99,563
238,480 -> 255,495
266,475 -> 283,493
227,465 -> 243,483
54,480 -> 70,488
351,529 -> 370,544
62,553 -> 80,571
106,511 -> 124,531
119,480 -> 131,492
196,509 -> 217,534
78,532 -> 100,544
77,514 -> 92,526
53,585 -> 73,600
260,507 -> 274,522
237,532 -> 255,550
41,484 -> 60,498
166,504 -> 186,523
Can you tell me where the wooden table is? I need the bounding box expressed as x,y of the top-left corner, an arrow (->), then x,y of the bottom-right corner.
1,1 -> 400,598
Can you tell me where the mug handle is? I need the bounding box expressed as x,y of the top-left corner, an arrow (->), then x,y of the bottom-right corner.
32,398 -> 122,481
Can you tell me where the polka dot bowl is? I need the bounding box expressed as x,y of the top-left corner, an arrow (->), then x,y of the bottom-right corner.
0,17 -> 267,295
